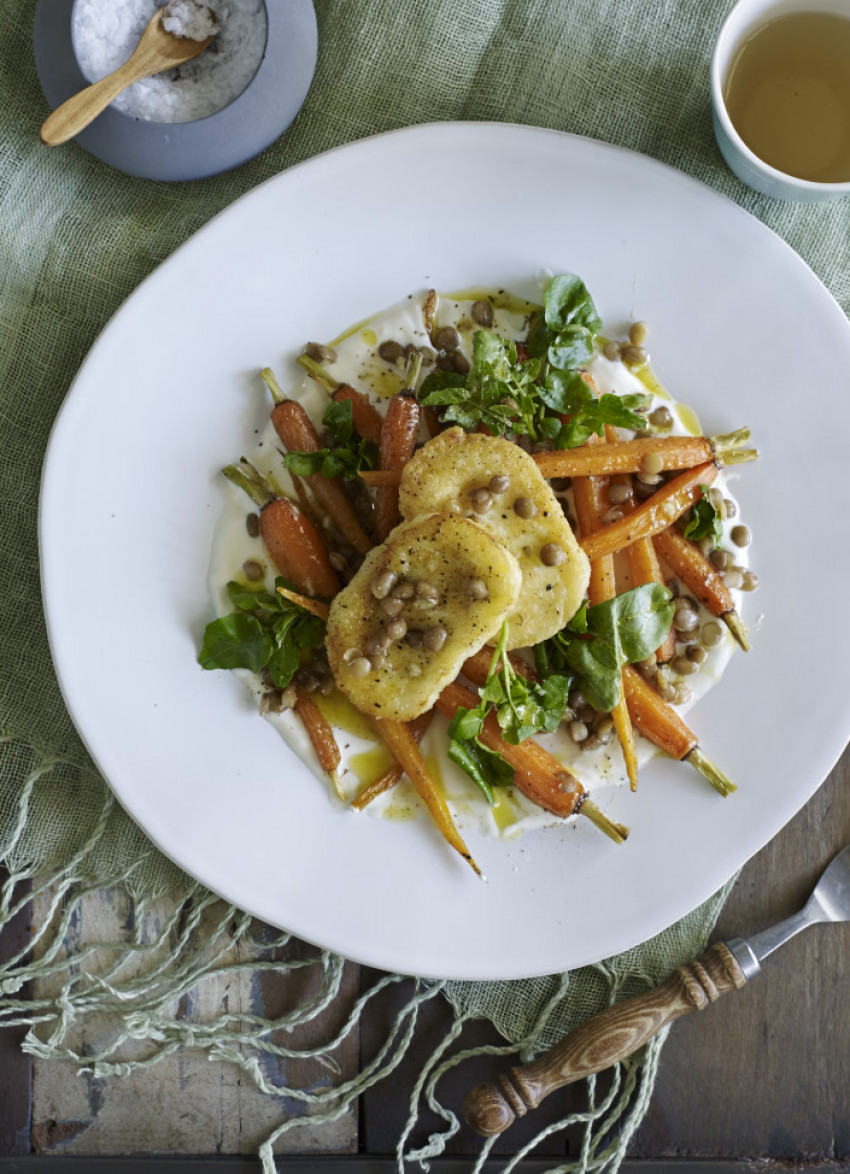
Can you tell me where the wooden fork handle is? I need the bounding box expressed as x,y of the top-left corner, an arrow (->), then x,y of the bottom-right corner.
40,61 -> 146,146
463,942 -> 748,1136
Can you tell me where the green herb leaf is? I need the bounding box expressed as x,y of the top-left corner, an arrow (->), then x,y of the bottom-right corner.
198,613 -> 273,673
448,736 -> 515,805
282,399 -> 378,480
199,578 -> 325,687
537,584 -> 674,712
683,485 -> 723,546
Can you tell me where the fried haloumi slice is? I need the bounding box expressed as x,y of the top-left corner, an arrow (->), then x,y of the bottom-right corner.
326,513 -> 521,721
399,428 -> 590,649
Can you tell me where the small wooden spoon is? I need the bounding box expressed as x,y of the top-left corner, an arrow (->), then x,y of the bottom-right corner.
40,6 -> 216,146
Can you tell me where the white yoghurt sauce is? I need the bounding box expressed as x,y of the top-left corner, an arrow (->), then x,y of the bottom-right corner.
206,287 -> 748,838
73,0 -> 267,123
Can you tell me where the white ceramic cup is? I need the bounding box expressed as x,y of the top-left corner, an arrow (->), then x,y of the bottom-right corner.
711,0 -> 850,200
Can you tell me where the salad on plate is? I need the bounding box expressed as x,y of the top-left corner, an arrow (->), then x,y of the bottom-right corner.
198,274 -> 759,874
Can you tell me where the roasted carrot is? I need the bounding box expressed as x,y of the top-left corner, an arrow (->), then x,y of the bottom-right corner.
276,586 -> 331,621
435,681 -> 629,843
221,462 -> 341,600
653,526 -> 750,651
533,429 -> 757,480
579,462 -> 718,561
571,438 -> 639,789
621,666 -> 735,795
376,391 -> 420,541
295,689 -> 343,797
351,712 -> 433,809
359,469 -> 403,488
372,716 -> 481,875
332,385 -> 384,445
258,499 -> 340,600
614,490 -> 677,662
435,680 -> 583,817
261,368 -> 373,556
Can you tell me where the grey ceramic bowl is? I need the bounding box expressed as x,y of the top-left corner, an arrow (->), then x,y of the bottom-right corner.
34,0 -> 317,181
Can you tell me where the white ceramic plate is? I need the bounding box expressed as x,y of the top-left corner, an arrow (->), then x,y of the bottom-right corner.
39,123 -> 850,981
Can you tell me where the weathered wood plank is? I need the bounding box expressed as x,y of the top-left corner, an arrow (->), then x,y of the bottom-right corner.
0,873 -> 32,1157
27,887 -> 359,1156
358,967 -> 578,1157
631,743 -> 850,1159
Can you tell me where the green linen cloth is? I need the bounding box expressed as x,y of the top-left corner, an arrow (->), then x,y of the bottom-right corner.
2,0 -> 849,1168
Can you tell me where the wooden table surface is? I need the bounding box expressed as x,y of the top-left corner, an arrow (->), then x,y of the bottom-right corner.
2,742 -> 849,1169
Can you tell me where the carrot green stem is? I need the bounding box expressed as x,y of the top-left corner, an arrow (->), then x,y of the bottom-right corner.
711,427 -> 759,466
722,609 -> 751,651
221,459 -> 276,508
296,353 -> 340,393
684,746 -> 737,797
579,799 -> 630,844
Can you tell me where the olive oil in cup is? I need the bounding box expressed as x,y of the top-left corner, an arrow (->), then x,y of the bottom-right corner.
711,0 -> 850,201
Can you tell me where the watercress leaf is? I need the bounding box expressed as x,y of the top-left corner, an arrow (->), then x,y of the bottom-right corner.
448,706 -> 485,742
266,638 -> 300,688
448,737 -> 514,804
198,613 -> 273,673
684,485 -> 723,546
561,643 -> 623,712
537,674 -> 572,732
543,275 -> 603,334
419,372 -> 469,404
547,325 -> 595,370
568,602 -> 589,635
225,581 -> 280,615
540,368 -> 594,414
594,392 -> 652,431
586,583 -> 675,664
322,398 -> 354,445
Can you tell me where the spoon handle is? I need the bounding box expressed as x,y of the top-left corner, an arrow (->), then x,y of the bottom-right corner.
41,57 -> 153,147
463,942 -> 748,1136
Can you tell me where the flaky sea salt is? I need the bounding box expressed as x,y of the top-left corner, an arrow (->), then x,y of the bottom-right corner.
161,1 -> 218,41
73,0 -> 268,124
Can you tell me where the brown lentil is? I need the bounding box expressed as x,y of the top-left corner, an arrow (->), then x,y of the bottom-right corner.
636,469 -> 663,486
709,548 -> 730,570
246,512 -> 260,537
741,569 -> 759,591
489,474 -> 510,494
629,321 -> 649,345
731,524 -> 751,548
418,346 -> 436,367
621,343 -> 647,366
380,596 -> 404,617
452,351 -> 471,376
364,631 -> 391,657
471,300 -> 494,327
649,405 -> 673,430
673,608 -> 699,634
687,645 -> 707,664
602,340 -> 621,361
470,487 -> 493,513
671,655 -> 698,676
467,578 -> 490,600
724,498 -> 738,519
243,559 -> 264,581
405,628 -> 423,650
701,621 -> 723,647
513,496 -> 537,519
540,543 -> 566,567
378,339 -> 405,364
423,624 -> 448,651
641,450 -> 665,475
724,567 -> 744,590
608,482 -> 634,505
305,341 -> 337,364
416,581 -> 439,602
569,720 -> 589,743
434,325 -> 461,352
348,656 -> 372,678
602,507 -> 624,525
371,570 -> 398,599
392,581 -> 416,600
387,617 -> 407,641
